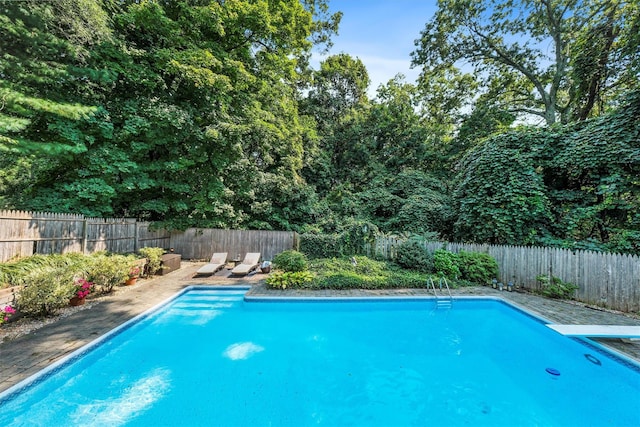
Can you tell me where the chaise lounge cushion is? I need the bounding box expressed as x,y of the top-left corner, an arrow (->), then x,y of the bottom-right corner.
196,252 -> 228,276
231,252 -> 261,276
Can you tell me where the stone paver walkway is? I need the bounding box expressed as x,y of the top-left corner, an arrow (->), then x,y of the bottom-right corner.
1,262 -> 639,394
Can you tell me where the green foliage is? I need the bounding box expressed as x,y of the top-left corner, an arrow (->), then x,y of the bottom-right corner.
309,256 -> 388,276
357,171 -> 453,237
393,240 -> 434,273
433,250 -> 460,278
453,130 -> 554,245
308,256 -> 387,289
87,254 -> 130,293
543,90 -> 640,253
300,233 -> 343,258
265,271 -> 315,289
0,253 -> 91,289
338,221 -> 379,256
385,270 -> 432,289
272,250 -> 308,272
457,251 -> 498,285
0,0 -> 337,231
413,0 -> 638,125
1,1 -> 638,257
138,247 -> 164,276
303,256 -> 432,290
16,266 -> 76,317
313,271 -> 386,289
536,275 -> 579,299
300,222 -> 380,259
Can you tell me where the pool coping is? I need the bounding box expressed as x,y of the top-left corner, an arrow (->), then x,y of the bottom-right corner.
2,286 -> 639,404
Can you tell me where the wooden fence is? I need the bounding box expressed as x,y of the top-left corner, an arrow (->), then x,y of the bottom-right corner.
373,237 -> 640,313
172,228 -> 297,262
1,210 -> 636,312
0,210 -> 296,264
0,210 -> 137,260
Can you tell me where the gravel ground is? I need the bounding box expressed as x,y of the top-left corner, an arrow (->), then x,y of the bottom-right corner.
0,278 -> 146,343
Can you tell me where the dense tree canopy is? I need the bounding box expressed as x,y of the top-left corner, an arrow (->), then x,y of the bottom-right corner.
0,0 -> 638,254
0,0 -> 339,227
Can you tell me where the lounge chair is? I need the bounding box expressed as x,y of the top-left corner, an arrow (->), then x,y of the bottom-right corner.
195,252 -> 228,276
231,252 -> 261,276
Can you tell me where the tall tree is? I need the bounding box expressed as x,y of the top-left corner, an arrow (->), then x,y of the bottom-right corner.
412,0 -> 639,125
0,0 -> 114,211
301,53 -> 370,194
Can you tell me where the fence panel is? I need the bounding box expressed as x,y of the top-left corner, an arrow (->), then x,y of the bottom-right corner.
172,229 -> 296,262
0,210 -> 34,261
373,237 -> 639,312
84,218 -> 137,254
136,222 -> 171,251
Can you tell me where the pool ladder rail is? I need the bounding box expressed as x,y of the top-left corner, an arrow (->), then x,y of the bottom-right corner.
429,277 -> 453,309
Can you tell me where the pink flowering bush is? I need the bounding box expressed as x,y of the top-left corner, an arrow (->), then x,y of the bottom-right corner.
73,278 -> 93,299
0,305 -> 16,326
128,266 -> 141,279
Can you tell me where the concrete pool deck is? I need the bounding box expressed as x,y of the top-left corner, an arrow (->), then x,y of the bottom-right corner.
1,261 -> 639,393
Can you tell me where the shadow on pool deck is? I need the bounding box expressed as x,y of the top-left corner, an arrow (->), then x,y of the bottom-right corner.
1,261 -> 639,393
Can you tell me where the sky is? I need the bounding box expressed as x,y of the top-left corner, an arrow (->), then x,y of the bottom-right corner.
315,0 -> 439,98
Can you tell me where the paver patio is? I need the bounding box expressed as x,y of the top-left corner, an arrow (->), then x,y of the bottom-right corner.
1,261 -> 639,394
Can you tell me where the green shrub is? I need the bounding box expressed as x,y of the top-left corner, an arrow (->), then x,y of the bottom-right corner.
457,251 -> 499,285
314,272 -> 387,289
309,256 -> 388,276
536,275 -> 578,299
87,254 -> 131,293
16,266 -> 77,317
273,250 -> 308,272
386,270 -> 431,288
433,250 -> 460,278
394,240 -> 434,273
308,256 -> 432,289
300,233 -> 343,258
0,253 -> 92,289
266,271 -> 315,289
138,247 -> 164,276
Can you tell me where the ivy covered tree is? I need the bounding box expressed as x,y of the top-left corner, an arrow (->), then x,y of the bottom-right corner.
453,130 -> 554,244
544,90 -> 640,253
412,0 -> 640,125
453,91 -> 640,253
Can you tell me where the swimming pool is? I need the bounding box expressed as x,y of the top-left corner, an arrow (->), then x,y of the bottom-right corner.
1,287 -> 638,426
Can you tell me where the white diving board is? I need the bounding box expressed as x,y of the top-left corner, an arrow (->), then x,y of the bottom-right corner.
546,324 -> 640,338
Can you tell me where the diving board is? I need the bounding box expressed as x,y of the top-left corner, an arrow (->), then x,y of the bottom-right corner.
546,324 -> 640,338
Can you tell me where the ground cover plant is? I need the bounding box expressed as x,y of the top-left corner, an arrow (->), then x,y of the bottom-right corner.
267,255 -> 451,290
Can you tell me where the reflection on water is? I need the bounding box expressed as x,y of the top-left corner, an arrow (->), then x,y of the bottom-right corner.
71,368 -> 171,426
223,342 -> 264,360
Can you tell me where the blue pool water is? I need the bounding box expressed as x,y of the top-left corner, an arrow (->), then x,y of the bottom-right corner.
1,288 -> 639,426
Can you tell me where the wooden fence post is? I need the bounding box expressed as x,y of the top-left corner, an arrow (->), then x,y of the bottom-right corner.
81,218 -> 88,254
134,221 -> 139,253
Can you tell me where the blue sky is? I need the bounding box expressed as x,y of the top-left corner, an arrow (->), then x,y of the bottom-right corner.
317,0 -> 439,97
